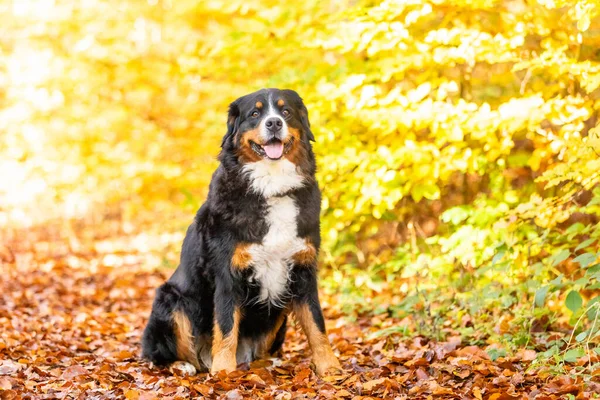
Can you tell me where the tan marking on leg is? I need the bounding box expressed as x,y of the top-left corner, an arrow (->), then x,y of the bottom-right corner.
277,99 -> 285,107
292,238 -> 317,265
211,307 -> 241,374
173,310 -> 200,370
257,311 -> 288,358
255,101 -> 263,109
293,303 -> 341,376
232,243 -> 252,270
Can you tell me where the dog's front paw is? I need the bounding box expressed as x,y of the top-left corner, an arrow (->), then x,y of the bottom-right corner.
210,356 -> 237,375
169,361 -> 197,376
312,356 -> 343,377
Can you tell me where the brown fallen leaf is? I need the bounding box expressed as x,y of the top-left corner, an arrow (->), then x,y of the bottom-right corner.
405,357 -> 429,367
415,368 -> 429,380
0,360 -> 22,376
125,389 -> 140,400
518,349 -> 537,361
225,389 -> 244,400
242,373 -> 267,388
61,365 -> 88,380
139,393 -> 158,400
488,393 -> 521,400
335,389 -> 352,398
0,377 -> 12,390
0,235 -> 593,400
0,389 -> 18,400
322,374 -> 346,383
116,350 -> 135,360
363,377 -> 386,391
194,383 -> 213,397
293,368 -> 312,384
453,367 -> 472,379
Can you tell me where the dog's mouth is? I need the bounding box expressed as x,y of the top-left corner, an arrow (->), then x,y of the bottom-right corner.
250,137 -> 294,160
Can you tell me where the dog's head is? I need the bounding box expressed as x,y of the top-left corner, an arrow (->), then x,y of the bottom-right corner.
220,89 -> 314,167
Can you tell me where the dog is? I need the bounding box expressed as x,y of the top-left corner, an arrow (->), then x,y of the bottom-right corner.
142,88 -> 342,376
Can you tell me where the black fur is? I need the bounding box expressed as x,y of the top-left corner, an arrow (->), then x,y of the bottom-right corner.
142,88 -> 328,371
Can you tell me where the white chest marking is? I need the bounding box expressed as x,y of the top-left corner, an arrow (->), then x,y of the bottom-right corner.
242,159 -> 304,198
247,196 -> 307,305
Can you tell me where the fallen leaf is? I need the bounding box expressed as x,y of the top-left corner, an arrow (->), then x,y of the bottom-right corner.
293,368 -> 312,384
0,389 -> 18,400
0,361 -> 22,376
518,349 -> 537,361
193,383 -> 213,396
363,377 -> 386,391
61,365 -> 88,380
125,389 -> 139,400
225,389 -> 243,400
415,368 -> 429,380
0,377 -> 12,390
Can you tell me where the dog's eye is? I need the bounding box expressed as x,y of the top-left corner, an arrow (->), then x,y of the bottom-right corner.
251,110 -> 260,118
282,109 -> 290,117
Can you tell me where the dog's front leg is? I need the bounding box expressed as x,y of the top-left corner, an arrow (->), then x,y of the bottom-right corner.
211,281 -> 240,374
291,266 -> 342,376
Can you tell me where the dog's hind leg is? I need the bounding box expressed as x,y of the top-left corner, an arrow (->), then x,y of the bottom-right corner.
142,282 -> 201,374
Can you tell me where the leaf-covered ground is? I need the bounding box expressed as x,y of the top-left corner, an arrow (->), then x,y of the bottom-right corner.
1,245 -> 599,400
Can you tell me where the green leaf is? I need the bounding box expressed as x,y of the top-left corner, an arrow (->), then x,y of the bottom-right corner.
574,276 -> 590,286
588,296 -> 600,306
410,183 -> 440,202
588,282 -> 600,290
587,264 -> 600,274
586,299 -> 599,320
551,249 -> 571,267
441,206 -> 470,225
575,238 -> 596,251
550,274 -> 564,287
573,252 -> 597,268
563,347 -> 584,363
535,286 -> 549,308
492,250 -> 506,266
542,345 -> 559,358
566,222 -> 585,237
575,331 -> 587,342
487,347 -> 506,361
566,290 -> 583,313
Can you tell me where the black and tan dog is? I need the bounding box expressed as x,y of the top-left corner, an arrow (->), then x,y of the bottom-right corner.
142,88 -> 342,376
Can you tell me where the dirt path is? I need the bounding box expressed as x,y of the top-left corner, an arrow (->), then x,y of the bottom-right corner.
0,258 -> 597,399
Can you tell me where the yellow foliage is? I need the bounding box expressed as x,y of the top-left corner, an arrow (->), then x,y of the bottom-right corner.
0,0 -> 598,271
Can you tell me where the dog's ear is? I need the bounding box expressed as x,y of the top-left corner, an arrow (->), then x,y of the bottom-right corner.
299,104 -> 315,142
284,89 -> 315,142
221,99 -> 241,148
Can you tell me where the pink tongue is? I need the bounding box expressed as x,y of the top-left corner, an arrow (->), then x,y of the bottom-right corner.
263,142 -> 284,159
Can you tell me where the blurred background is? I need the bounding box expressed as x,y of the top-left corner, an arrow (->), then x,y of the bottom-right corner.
1,0 -> 599,346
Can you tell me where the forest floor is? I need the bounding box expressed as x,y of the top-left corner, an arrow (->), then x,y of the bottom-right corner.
1,233 -> 599,400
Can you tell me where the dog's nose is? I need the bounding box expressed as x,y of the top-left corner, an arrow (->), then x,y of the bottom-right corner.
265,117 -> 283,132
